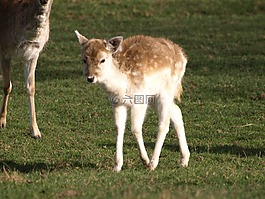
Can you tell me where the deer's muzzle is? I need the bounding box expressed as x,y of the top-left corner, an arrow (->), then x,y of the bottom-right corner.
86,76 -> 95,83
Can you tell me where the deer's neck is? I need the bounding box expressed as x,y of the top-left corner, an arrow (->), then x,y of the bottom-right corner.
100,60 -> 129,102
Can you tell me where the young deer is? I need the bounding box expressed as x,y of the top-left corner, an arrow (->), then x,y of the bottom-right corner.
75,31 -> 190,171
0,0 -> 53,138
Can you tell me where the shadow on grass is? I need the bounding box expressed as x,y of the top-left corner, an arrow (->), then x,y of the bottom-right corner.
190,144 -> 264,158
0,160 -> 97,173
99,142 -> 264,158
162,143 -> 264,158
37,68 -> 83,82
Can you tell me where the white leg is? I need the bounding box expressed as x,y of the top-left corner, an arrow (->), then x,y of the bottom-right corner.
170,103 -> 190,167
0,57 -> 12,129
24,57 -> 41,138
131,104 -> 150,167
113,105 -> 127,172
149,98 -> 171,170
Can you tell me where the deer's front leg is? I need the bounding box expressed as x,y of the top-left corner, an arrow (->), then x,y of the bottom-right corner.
113,105 -> 127,172
0,57 -> 12,129
25,57 -> 41,138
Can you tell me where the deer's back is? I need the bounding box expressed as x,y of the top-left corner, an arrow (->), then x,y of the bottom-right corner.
115,35 -> 187,76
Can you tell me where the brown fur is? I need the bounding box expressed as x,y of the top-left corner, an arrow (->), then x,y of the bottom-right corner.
0,0 -> 53,53
114,35 -> 186,101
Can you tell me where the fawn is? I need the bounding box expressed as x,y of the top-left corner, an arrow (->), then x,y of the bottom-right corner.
75,31 -> 190,171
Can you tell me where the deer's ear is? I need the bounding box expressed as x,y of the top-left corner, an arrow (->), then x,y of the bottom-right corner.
106,36 -> 123,53
74,30 -> 88,45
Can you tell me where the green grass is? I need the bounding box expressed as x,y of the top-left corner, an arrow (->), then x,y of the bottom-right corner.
0,0 -> 264,198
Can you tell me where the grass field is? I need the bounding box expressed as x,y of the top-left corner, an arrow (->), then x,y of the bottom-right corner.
0,0 -> 264,198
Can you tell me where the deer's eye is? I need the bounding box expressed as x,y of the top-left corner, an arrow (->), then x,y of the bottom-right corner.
100,59 -> 105,64
83,59 -> 87,64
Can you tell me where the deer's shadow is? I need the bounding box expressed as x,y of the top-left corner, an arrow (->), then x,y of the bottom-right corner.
0,160 -> 97,173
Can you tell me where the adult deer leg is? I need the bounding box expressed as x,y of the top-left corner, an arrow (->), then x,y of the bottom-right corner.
0,57 -> 12,129
25,56 -> 41,138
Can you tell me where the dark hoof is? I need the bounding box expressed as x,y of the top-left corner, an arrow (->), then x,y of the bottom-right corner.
39,0 -> 49,5
32,134 -> 42,139
0,120 -> 6,129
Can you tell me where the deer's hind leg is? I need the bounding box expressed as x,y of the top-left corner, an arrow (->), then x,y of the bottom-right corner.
149,95 -> 171,170
0,56 -> 12,129
131,104 -> 150,167
170,102 -> 190,167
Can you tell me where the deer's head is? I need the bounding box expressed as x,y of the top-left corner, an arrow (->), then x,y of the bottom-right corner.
75,30 -> 123,83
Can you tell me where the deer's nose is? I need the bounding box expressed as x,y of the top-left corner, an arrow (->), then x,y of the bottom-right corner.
86,76 -> 95,83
